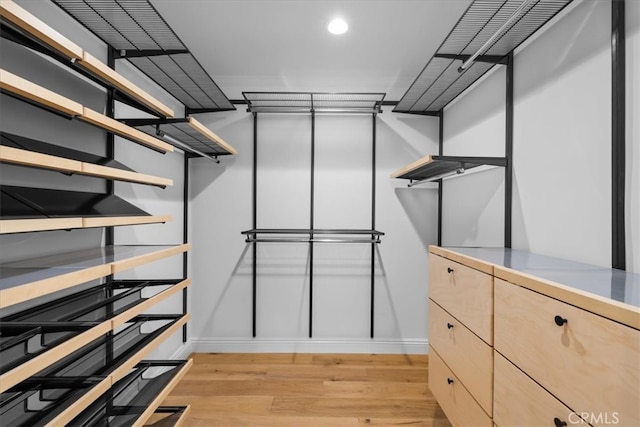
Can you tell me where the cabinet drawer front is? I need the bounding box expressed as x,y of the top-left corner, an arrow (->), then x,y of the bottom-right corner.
495,279 -> 640,426
429,300 -> 493,415
428,346 -> 492,427
494,351 -> 576,427
429,254 -> 493,344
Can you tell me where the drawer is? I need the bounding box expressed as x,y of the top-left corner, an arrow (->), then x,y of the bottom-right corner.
429,299 -> 493,415
428,346 -> 492,427
429,253 -> 493,344
494,351 -> 578,427
495,279 -> 640,426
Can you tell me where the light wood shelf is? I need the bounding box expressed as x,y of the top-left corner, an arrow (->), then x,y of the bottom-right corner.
79,107 -> 173,153
0,244 -> 191,309
187,117 -> 238,155
78,51 -> 174,118
0,144 -> 173,187
0,320 -> 112,393
0,0 -> 174,118
143,406 -> 191,427
132,359 -> 194,427
0,215 -> 171,235
0,68 -> 83,116
0,0 -> 83,60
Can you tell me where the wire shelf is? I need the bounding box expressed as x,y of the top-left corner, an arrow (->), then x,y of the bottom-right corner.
394,0 -> 573,114
243,92 -> 386,114
51,0 -> 234,112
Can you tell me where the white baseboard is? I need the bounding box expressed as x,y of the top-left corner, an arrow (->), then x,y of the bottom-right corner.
189,338 -> 428,354
170,341 -> 196,360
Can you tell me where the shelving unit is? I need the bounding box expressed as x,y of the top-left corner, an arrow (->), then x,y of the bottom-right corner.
51,0 -> 235,114
123,117 -> 238,161
0,185 -> 171,234
0,69 -> 174,153
0,133 -> 173,187
391,155 -> 507,186
391,0 -> 573,246
0,0 -> 174,118
242,92 -> 384,339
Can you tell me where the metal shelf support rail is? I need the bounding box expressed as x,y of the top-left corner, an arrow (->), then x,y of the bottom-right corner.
245,93 -> 385,339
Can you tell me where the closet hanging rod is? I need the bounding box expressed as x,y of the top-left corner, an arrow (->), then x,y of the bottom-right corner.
458,0 -> 537,72
408,168 -> 465,187
241,228 -> 385,235
244,237 -> 382,244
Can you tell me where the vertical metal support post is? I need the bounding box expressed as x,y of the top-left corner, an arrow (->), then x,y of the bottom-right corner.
370,113 -> 377,339
505,52 -> 514,249
252,112 -> 258,337
611,0 -> 626,270
309,111 -> 315,338
437,110 -> 444,247
182,153 -> 189,342
105,47 -> 116,247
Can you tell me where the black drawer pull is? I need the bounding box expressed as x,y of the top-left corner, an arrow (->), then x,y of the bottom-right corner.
447,323 -> 454,329
447,267 -> 454,273
447,378 -> 454,384
554,417 -> 567,427
554,315 -> 568,326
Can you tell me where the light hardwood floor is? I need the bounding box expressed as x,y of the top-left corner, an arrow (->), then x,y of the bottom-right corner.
159,353 -> 451,427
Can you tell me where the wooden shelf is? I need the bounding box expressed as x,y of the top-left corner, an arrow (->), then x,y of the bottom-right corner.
0,215 -> 171,234
0,134 -> 173,187
391,155 -> 506,183
0,70 -> 174,153
0,0 -> 174,118
0,68 -> 83,116
79,107 -> 173,153
144,406 -> 191,427
123,116 -> 238,158
1,281 -> 190,393
0,0 -> 82,60
0,244 -> 191,309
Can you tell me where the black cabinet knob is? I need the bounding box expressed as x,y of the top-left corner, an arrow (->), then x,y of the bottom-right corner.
447,323 -> 454,329
447,267 -> 454,273
554,315 -> 568,326
554,417 -> 567,427
447,378 -> 454,384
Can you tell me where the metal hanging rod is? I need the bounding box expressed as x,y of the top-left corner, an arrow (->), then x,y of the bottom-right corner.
458,0 -> 538,72
244,237 -> 382,244
241,228 -> 384,243
408,168 -> 465,187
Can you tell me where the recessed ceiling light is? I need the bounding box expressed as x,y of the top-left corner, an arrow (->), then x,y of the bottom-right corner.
328,18 -> 348,35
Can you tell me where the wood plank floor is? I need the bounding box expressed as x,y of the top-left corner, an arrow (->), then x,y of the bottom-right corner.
159,353 -> 452,427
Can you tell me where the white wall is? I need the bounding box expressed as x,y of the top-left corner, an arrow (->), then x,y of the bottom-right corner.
439,0 -> 639,272
188,107 -> 438,353
0,0 -> 187,357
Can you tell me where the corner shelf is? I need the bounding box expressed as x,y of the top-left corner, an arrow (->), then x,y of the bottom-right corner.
0,186 -> 171,234
242,228 -> 385,244
0,69 -> 173,153
0,244 -> 191,309
391,155 -> 507,185
0,133 -> 173,187
122,117 -> 238,158
0,0 -> 174,118
243,92 -> 386,114
51,0 -> 235,114
394,0 -> 573,115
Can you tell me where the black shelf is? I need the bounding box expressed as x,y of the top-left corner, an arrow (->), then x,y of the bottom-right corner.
70,360 -> 190,426
241,228 -> 385,244
51,0 -> 234,113
0,186 -> 149,220
243,92 -> 386,114
122,117 -> 238,159
391,155 -> 507,185
394,0 -> 573,114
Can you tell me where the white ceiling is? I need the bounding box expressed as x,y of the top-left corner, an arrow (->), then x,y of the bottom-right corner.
149,0 -> 472,102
